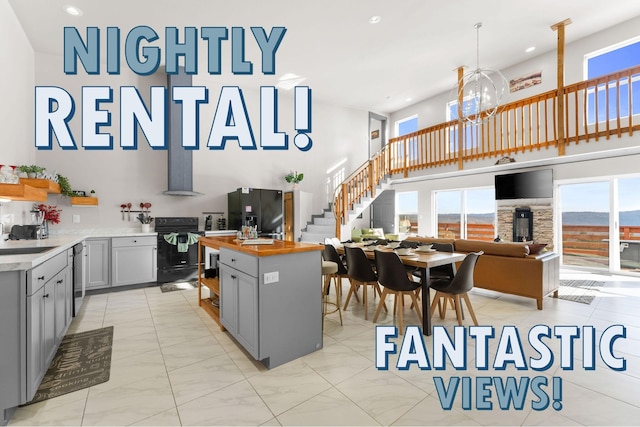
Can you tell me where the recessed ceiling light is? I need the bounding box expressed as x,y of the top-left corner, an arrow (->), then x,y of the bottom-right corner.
525,46 -> 536,53
64,5 -> 83,16
369,16 -> 381,24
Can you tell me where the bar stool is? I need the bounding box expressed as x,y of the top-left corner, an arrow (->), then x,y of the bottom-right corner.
322,260 -> 342,327
322,244 -> 351,307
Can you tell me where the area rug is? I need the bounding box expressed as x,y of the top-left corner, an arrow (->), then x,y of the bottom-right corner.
558,280 -> 603,304
26,326 -> 113,405
160,280 -> 197,293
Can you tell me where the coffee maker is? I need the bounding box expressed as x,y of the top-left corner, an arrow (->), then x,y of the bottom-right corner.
244,215 -> 257,228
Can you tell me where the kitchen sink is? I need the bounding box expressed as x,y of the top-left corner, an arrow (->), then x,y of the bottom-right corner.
0,246 -> 56,255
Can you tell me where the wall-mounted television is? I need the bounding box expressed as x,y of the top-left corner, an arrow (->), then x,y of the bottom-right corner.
494,169 -> 553,200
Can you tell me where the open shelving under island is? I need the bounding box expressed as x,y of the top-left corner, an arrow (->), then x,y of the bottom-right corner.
197,236 -> 324,369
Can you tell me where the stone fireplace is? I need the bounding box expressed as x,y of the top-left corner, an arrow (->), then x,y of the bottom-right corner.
497,201 -> 554,250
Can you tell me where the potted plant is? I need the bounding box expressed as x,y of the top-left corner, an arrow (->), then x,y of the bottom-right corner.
90,189 -> 96,198
284,171 -> 304,189
18,165 -> 44,178
56,174 -> 75,197
34,204 -> 62,238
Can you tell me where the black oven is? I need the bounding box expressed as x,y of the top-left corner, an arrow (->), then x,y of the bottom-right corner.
155,217 -> 204,284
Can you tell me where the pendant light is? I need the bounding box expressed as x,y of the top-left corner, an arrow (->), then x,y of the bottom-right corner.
450,23 -> 508,124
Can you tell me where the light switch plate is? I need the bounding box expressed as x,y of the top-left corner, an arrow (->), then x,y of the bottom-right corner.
264,271 -> 279,284
72,214 -> 80,223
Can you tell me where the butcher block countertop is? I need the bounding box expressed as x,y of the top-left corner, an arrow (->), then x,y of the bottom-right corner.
199,235 -> 322,256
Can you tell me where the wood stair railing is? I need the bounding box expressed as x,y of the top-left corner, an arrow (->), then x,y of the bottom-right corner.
333,64 -> 640,237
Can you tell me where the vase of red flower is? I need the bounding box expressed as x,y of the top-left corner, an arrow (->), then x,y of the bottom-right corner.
34,204 -> 62,239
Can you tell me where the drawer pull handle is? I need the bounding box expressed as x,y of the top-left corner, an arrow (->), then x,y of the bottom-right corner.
231,275 -> 237,279
231,258 -> 236,262
43,293 -> 49,298
57,279 -> 64,284
133,240 -> 137,243
37,276 -> 45,281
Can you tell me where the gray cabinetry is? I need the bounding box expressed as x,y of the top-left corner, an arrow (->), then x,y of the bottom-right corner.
218,247 -> 322,368
111,236 -> 157,286
26,280 -> 53,400
25,249 -> 72,401
0,271 -> 24,425
219,266 -> 237,334
219,258 -> 259,358
54,260 -> 73,342
85,238 -> 110,290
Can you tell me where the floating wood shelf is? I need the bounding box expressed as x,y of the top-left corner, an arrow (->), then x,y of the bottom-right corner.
19,178 -> 61,194
0,183 -> 47,202
70,196 -> 98,206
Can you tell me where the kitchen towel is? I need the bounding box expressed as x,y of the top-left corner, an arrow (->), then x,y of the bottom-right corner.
163,232 -> 200,252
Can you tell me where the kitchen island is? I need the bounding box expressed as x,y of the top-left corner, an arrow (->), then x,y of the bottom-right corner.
198,236 -> 323,369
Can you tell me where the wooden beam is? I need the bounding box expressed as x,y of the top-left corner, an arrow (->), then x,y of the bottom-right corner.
457,66 -> 464,170
551,18 -> 571,156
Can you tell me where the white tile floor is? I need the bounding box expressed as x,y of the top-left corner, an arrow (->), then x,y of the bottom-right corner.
9,269 -> 640,426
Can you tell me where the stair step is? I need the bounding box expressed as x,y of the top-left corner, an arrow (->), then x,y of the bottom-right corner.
300,232 -> 335,244
306,224 -> 334,233
313,217 -> 335,226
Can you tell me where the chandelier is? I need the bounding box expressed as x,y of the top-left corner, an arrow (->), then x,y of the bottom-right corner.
450,23 -> 508,124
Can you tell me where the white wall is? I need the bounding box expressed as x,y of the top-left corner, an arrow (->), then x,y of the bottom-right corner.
29,53 -> 370,230
386,15 -> 640,238
390,15 -> 640,131
0,0 -> 36,228
392,152 -> 640,238
7,11 -> 640,235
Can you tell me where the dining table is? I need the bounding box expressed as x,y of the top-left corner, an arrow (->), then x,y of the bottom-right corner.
336,244 -> 466,335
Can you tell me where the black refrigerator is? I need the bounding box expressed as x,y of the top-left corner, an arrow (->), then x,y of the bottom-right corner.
228,188 -> 284,238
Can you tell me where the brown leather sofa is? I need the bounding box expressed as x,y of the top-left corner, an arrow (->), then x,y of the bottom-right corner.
407,237 -> 560,309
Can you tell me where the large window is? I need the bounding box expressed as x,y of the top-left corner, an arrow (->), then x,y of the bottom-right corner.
396,191 -> 418,234
435,188 -> 496,241
585,37 -> 640,124
446,100 -> 480,152
395,116 -> 418,161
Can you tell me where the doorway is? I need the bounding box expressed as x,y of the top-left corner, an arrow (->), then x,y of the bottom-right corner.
369,112 -> 387,158
558,176 -> 640,274
372,190 -> 395,234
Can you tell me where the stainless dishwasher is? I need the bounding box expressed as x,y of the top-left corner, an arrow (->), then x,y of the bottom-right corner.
72,242 -> 86,316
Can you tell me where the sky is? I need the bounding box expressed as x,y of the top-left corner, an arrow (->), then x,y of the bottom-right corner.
561,177 -> 640,212
397,177 -> 640,215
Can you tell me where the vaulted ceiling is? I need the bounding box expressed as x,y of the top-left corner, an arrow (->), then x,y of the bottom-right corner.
9,0 -> 640,114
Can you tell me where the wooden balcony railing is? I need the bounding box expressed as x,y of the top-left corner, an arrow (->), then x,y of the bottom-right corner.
562,224 -> 640,258
333,65 -> 640,236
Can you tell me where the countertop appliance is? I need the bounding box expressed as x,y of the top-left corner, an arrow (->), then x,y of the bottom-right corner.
8,224 -> 41,240
228,188 -> 283,238
155,217 -> 204,284
72,241 -> 85,316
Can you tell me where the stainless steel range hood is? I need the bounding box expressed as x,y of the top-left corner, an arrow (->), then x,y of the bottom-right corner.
162,69 -> 203,196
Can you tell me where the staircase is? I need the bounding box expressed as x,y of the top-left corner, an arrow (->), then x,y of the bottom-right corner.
299,209 -> 336,243
336,175 -> 392,240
